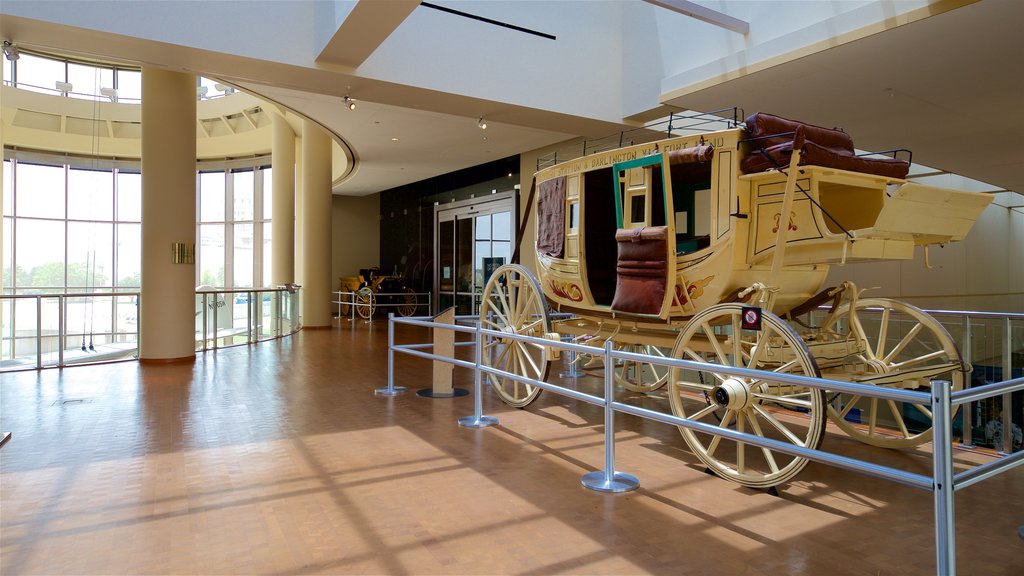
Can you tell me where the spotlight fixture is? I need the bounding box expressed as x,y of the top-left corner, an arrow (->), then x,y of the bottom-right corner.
477,117 -> 487,130
344,96 -> 356,111
99,87 -> 118,102
2,41 -> 19,61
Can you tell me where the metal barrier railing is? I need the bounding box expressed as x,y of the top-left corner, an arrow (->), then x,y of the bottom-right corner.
0,291 -> 140,371
332,290 -> 431,322
384,312 -> 1024,576
196,287 -> 301,351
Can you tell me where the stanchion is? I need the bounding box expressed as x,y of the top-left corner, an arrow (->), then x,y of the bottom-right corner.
932,380 -> 955,575
459,323 -> 498,428
375,313 -> 407,396
581,340 -> 639,493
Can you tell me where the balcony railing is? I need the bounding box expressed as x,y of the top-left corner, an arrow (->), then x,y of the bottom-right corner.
0,286 -> 301,371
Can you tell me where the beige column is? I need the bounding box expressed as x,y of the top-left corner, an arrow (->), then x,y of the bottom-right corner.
139,68 -> 197,361
300,119 -> 332,327
271,113 -> 295,285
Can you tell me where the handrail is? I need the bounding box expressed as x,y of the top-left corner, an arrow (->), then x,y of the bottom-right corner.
385,312 -> 1023,576
1,286 -> 301,370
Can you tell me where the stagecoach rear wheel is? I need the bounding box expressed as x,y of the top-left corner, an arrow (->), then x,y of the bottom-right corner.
614,343 -> 670,393
479,264 -> 550,408
668,303 -> 826,489
355,288 -> 375,319
820,298 -> 964,448
397,287 -> 418,317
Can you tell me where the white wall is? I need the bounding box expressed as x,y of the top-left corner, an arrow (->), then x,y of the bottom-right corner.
824,200 -> 1024,313
1,0 -> 318,67
358,1 -> 627,122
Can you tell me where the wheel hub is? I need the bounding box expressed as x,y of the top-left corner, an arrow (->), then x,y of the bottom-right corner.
712,378 -> 750,410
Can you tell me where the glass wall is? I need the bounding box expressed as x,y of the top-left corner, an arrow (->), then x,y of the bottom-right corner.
2,48 -> 225,101
2,152 -> 273,367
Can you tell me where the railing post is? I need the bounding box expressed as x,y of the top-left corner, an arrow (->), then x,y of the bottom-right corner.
58,295 -> 65,368
375,313 -> 407,396
212,293 -> 219,350
961,316 -> 973,446
1001,316 -> 1013,454
581,339 -> 639,493
248,291 -> 254,343
35,296 -> 42,370
459,320 -> 498,428
932,379 -> 956,576
202,293 -> 209,351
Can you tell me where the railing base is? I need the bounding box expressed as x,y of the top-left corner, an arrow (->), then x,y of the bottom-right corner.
581,471 -> 639,493
458,415 -> 499,428
374,386 -> 408,396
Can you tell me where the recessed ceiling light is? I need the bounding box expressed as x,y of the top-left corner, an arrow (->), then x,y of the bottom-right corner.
391,137 -> 399,142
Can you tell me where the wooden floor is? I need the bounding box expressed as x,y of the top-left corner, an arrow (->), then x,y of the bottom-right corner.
1,321 -> 1021,575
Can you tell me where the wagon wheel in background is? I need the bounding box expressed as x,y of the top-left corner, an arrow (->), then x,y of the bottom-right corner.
667,303 -> 826,489
614,343 -> 670,393
820,298 -> 964,449
355,287 -> 375,319
479,264 -> 551,408
397,287 -> 418,317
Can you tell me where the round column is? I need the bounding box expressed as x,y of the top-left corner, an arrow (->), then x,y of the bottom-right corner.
300,119 -> 332,327
139,68 -> 197,361
271,113 -> 295,285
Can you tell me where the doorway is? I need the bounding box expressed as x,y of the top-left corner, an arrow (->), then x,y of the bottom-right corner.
434,192 -> 516,315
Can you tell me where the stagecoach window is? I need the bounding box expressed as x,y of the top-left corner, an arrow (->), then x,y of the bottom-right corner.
630,195 -> 645,224
568,202 -> 579,230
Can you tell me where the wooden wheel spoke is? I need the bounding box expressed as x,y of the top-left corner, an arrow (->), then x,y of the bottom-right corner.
875,307 -> 891,358
889,349 -> 947,370
911,402 -> 932,419
736,411 -> 746,474
744,411 -> 781,473
752,404 -> 806,446
705,409 -> 734,458
750,389 -> 814,410
886,399 -> 911,438
835,395 -> 862,419
689,402 -> 721,422
882,322 -> 924,363
515,341 -> 543,377
746,324 -> 773,370
867,397 -> 879,435
701,321 -> 731,367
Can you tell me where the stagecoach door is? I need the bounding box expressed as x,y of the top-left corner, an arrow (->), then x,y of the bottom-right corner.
433,192 -> 516,315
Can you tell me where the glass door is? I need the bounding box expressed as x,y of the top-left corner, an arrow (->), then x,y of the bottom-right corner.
434,193 -> 515,316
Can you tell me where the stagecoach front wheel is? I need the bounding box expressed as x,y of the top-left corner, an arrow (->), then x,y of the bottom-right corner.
397,287 -> 418,317
355,288 -> 375,320
820,298 -> 964,449
668,304 -> 826,489
614,343 -> 670,393
479,264 -> 550,408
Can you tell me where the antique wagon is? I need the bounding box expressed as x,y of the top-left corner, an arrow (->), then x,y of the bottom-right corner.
479,112 -> 993,488
339,268 -> 418,319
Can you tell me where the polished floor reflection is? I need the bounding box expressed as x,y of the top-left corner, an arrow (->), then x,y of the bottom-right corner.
1,321 -> 1022,575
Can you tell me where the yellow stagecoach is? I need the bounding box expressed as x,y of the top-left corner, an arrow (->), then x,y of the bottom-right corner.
480,112 -> 993,488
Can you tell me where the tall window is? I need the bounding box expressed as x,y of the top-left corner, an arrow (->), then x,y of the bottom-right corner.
2,154 -> 273,295
196,166 -> 272,289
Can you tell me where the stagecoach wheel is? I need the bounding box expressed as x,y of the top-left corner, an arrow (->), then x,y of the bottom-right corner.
479,264 -> 550,408
397,287 -> 418,317
614,343 -> 670,393
821,298 -> 964,449
668,303 -> 826,489
355,288 -> 375,319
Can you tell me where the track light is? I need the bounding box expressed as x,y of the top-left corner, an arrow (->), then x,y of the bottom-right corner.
2,41 -> 19,61
477,117 -> 487,130
344,96 -> 356,111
